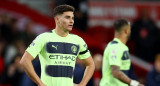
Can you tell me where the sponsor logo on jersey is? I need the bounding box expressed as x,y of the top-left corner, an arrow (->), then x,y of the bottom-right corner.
111,56 -> 117,59
52,45 -> 58,50
49,55 -> 76,61
46,42 -> 79,56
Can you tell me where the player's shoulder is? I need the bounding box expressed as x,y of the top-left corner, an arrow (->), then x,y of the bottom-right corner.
70,33 -> 83,40
109,40 -> 120,46
36,30 -> 53,38
110,40 -> 119,44
108,40 -> 121,49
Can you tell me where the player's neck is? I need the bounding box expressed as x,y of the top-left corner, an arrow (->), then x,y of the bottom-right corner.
114,35 -> 127,45
55,27 -> 69,37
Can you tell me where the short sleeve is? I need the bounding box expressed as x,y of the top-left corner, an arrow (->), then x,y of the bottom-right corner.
108,45 -> 122,66
26,34 -> 45,59
78,37 -> 91,59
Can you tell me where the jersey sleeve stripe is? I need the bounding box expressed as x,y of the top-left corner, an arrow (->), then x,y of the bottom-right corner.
79,49 -> 88,55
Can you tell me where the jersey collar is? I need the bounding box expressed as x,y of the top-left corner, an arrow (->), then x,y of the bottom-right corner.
113,38 -> 122,44
113,38 -> 127,48
52,29 -> 70,38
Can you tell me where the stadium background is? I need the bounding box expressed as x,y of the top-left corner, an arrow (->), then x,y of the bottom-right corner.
0,0 -> 160,86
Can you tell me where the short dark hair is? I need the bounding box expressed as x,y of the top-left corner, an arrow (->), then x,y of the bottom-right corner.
113,19 -> 129,32
53,4 -> 75,18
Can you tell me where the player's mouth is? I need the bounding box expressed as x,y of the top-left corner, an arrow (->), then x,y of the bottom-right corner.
68,25 -> 73,27
68,25 -> 73,28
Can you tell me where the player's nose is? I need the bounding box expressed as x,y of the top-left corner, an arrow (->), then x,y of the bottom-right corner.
69,18 -> 74,24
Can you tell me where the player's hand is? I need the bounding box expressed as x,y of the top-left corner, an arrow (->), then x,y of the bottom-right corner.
138,83 -> 144,86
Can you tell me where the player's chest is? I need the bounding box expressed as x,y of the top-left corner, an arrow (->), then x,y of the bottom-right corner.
44,38 -> 80,56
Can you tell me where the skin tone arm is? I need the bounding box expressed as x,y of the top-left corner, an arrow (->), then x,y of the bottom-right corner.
111,65 -> 144,86
111,65 -> 131,84
74,56 -> 95,86
20,52 -> 46,86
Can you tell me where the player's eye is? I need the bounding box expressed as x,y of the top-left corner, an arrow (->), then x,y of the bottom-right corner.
65,16 -> 70,19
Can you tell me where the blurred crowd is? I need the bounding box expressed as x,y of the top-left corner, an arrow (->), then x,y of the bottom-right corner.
0,13 -> 36,86
131,9 -> 160,62
0,0 -> 160,86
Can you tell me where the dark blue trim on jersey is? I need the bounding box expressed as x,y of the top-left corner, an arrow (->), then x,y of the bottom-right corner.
111,41 -> 118,44
121,70 -> 129,76
46,42 -> 79,56
45,65 -> 73,78
122,51 -> 129,60
79,49 -> 88,55
47,30 -> 52,33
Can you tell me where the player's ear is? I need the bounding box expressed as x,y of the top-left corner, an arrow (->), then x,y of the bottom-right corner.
124,28 -> 128,34
54,16 -> 59,23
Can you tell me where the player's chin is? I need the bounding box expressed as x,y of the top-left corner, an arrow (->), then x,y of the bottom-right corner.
66,28 -> 72,31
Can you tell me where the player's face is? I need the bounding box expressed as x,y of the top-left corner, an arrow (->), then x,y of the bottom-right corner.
58,11 -> 74,31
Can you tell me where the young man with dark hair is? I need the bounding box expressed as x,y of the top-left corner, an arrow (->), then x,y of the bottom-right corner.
20,5 -> 95,86
100,19 -> 144,86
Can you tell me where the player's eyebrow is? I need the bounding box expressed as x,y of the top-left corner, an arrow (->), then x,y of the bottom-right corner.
65,15 -> 74,19
65,15 -> 70,18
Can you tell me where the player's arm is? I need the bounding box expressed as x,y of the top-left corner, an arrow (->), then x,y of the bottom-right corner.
109,45 -> 144,86
111,65 -> 131,84
20,34 -> 46,86
20,52 -> 46,86
76,37 -> 95,86
111,65 -> 144,86
79,56 -> 95,86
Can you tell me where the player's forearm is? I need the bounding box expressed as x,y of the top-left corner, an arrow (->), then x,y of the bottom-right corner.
113,70 -> 131,84
20,58 -> 42,85
80,62 -> 95,86
111,65 -> 131,84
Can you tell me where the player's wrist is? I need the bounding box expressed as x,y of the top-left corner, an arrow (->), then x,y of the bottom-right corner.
37,80 -> 44,86
79,82 -> 87,86
130,80 -> 139,86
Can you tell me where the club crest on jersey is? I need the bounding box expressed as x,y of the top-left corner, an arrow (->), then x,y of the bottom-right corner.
71,45 -> 77,53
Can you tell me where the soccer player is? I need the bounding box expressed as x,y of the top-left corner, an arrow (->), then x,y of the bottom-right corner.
100,19 -> 144,86
20,5 -> 95,86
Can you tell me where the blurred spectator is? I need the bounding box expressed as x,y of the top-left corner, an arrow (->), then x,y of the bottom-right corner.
0,14 -> 2,37
4,39 -> 26,67
0,41 -> 4,75
74,58 -> 94,86
9,18 -> 23,43
7,55 -> 24,86
0,14 -> 13,44
131,9 -> 160,62
21,20 -> 36,46
1,14 -> 23,43
93,54 -> 102,86
54,0 -> 66,6
65,0 -> 88,31
146,53 -> 160,86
